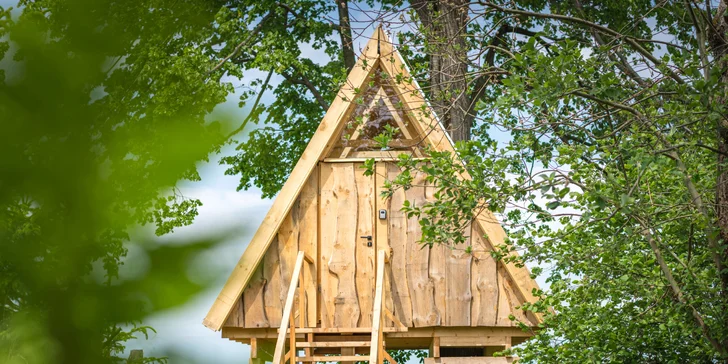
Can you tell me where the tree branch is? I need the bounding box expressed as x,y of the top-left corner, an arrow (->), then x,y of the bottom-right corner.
336,0 -> 356,71
206,10 -> 275,76
634,215 -> 727,357
226,69 -> 274,140
281,70 -> 330,110
479,1 -> 686,85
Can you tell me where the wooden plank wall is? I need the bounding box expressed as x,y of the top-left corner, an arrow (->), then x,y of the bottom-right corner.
381,163 -> 537,328
225,162 -> 538,329
223,166 -> 319,328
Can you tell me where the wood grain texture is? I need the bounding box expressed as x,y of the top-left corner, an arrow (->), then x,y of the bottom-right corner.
375,163 -> 395,324
470,224 -> 498,327
386,163 -> 413,327
355,168 -> 375,327
445,232 -> 472,326
223,298 -> 244,327
495,266 -> 514,326
263,236 -> 282,326
329,164 -> 361,328
319,163 -> 336,328
405,171 -> 439,327
277,200 -> 299,320
299,166 -> 319,327
243,265 -> 269,328
320,163 -> 364,328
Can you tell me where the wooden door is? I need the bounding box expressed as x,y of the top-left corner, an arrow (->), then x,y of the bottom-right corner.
319,162 -> 376,328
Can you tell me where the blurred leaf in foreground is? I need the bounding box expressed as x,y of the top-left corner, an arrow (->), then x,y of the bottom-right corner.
0,0 -> 232,362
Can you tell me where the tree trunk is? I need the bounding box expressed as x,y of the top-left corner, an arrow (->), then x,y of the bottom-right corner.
411,0 -> 472,142
337,0 -> 356,72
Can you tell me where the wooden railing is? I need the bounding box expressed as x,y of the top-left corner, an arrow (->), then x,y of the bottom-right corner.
272,251 -> 314,364
369,250 -> 387,364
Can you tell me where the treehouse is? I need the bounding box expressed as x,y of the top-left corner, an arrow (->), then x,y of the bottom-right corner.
203,27 -> 543,364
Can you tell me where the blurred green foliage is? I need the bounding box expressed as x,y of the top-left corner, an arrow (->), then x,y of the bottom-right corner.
0,0 -> 234,362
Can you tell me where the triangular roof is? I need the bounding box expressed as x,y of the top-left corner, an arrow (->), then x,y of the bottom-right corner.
203,27 -> 542,331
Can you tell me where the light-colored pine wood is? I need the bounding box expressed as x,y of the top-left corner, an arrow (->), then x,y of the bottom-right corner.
341,347 -> 356,364
376,27 -> 542,322
298,268 -> 305,328
430,337 -> 440,358
224,326 -> 525,340
243,266 -> 269,328
386,163 -> 413,327
496,266 -> 514,326
250,337 -> 258,359
502,273 -> 531,326
296,355 -> 367,362
406,171 -> 439,327
370,250 -> 387,364
328,163 -> 361,328
277,327 -> 407,334
299,168 -> 319,327
224,298 -> 244,327
445,231 -> 472,326
289,310 -> 296,363
439,336 -> 509,346
427,177 -> 448,329
324,156 -> 429,163
471,224 -> 498,326
297,341 -> 372,348
271,252 -> 306,364
383,350 -> 398,364
424,358 -> 514,364
263,237 -> 283,327
355,167 -> 375,327
374,163 -> 395,325
277,200 -> 299,323
319,162 -> 336,328
384,308 -> 405,329
475,210 -> 543,322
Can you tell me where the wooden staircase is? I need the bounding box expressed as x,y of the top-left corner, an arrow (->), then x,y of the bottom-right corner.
272,250 -> 405,364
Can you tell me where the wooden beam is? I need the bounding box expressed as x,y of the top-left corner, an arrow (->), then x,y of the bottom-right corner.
223,326 -> 529,340
296,356 -> 367,362
277,327 -> 406,334
439,336 -> 509,347
297,341 -> 372,348
383,350 -> 398,364
430,337 -> 440,358
323,157 -> 429,163
250,338 -> 257,359
384,308 -> 404,329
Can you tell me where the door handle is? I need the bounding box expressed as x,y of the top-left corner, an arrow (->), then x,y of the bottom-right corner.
360,235 -> 373,247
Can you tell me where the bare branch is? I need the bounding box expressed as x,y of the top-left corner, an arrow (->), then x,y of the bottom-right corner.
479,1 -> 687,85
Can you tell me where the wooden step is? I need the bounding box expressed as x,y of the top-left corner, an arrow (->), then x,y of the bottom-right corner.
280,327 -> 406,334
297,341 -> 372,348
295,355 -> 369,362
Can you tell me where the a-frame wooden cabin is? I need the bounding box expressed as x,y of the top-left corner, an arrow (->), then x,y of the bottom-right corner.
204,27 -> 543,364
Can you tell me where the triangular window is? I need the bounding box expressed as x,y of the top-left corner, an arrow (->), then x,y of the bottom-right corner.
327,70 -> 426,158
